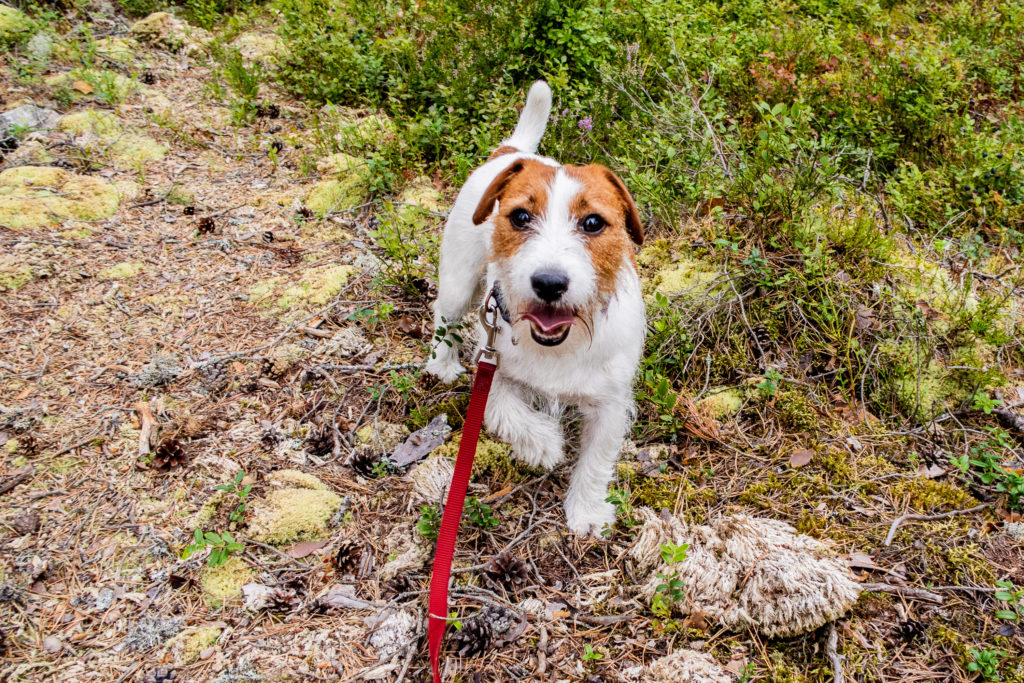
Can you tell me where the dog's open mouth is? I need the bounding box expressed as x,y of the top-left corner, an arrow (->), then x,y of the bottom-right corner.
521,306 -> 574,346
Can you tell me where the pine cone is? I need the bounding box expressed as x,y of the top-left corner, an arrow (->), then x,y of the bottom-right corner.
153,438 -> 187,470
305,424 -> 334,457
349,449 -> 382,478
198,361 -> 227,392
197,216 -> 215,234
182,206 -> 196,216
267,587 -> 301,611
383,573 -> 413,598
18,434 -> 38,456
333,539 -> 360,573
297,207 -> 314,219
270,139 -> 284,154
261,356 -> 289,378
140,70 -> 157,85
483,551 -> 529,589
261,425 -> 282,448
894,619 -> 925,643
448,616 -> 491,658
144,667 -> 175,683
479,604 -> 516,641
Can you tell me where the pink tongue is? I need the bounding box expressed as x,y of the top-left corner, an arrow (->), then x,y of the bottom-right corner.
522,309 -> 575,334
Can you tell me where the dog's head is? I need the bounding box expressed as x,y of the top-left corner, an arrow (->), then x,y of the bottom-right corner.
473,159 -> 643,347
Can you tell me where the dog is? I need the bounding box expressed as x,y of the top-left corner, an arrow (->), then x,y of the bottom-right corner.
425,81 -> 646,536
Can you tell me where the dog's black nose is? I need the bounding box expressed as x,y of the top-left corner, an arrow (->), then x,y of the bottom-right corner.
531,269 -> 569,303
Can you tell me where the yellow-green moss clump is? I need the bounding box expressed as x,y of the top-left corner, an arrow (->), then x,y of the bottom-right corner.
267,469 -> 329,491
304,153 -> 371,215
200,556 -> 252,607
399,178 -> 445,213
0,254 -> 33,291
168,625 -> 221,666
249,264 -> 357,316
650,252 -> 726,299
58,109 -> 167,168
247,472 -> 342,545
697,388 -> 744,418
773,390 -> 821,432
0,166 -> 121,229
435,432 -> 532,483
98,261 -> 144,279
0,6 -> 32,45
231,32 -> 284,61
890,478 -> 977,513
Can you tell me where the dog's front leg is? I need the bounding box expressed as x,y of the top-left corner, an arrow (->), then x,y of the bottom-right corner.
484,376 -> 564,470
565,396 -> 632,537
424,248 -> 480,384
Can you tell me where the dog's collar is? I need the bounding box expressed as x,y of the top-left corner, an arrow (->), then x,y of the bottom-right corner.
490,282 -> 513,324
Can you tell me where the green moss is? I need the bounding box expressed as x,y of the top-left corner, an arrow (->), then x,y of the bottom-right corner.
250,264 -> 357,315
59,109 -> 167,167
637,238 -> 672,268
59,109 -> 122,137
650,252 -> 725,298
98,261 -> 144,279
773,390 -> 821,432
433,432 -> 532,483
304,153 -> 371,215
168,625 -> 221,665
890,478 -> 977,513
267,469 -> 329,491
399,178 -> 445,213
0,6 -> 32,46
231,32 -> 284,60
0,166 -> 120,229
630,476 -> 681,511
200,556 -> 252,607
819,448 -> 855,484
408,394 -> 470,430
697,388 -> 745,418
247,488 -> 343,545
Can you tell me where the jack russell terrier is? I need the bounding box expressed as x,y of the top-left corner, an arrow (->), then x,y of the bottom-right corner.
425,81 -> 646,536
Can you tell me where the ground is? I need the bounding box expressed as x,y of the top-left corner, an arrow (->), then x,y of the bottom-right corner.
1,3 -> 1023,683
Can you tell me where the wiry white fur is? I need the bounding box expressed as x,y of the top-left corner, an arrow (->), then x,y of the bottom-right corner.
503,80 -> 552,153
425,81 -> 645,537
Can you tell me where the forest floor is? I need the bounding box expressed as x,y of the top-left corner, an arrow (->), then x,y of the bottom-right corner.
1,5 -> 1023,683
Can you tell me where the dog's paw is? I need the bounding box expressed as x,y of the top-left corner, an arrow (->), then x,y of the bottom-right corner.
507,420 -> 564,470
564,497 -> 616,538
424,353 -> 464,384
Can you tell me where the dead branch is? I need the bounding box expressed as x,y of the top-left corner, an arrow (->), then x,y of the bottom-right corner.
0,466 -> 32,496
883,503 -> 989,546
826,624 -> 844,683
859,583 -> 943,604
134,400 -> 158,457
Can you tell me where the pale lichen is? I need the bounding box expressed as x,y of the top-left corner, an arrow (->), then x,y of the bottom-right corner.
249,264 -> 357,316
247,472 -> 343,545
304,153 -> 371,215
167,625 -> 221,666
97,261 -> 144,280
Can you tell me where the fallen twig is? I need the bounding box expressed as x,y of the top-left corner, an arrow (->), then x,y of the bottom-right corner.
0,466 -> 32,496
826,624 -> 844,683
859,582 -> 943,604
884,503 -> 988,546
134,400 -> 158,457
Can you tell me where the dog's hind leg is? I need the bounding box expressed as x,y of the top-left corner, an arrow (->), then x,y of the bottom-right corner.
484,376 -> 564,470
564,395 -> 632,537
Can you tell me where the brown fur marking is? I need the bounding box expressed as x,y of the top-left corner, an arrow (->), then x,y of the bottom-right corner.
488,145 -> 519,160
485,161 -> 557,261
565,165 -> 643,294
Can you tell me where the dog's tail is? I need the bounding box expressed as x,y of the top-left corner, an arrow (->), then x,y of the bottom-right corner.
502,80 -> 552,154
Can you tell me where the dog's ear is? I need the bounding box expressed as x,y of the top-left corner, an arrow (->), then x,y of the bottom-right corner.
473,161 -> 525,225
601,168 -> 643,245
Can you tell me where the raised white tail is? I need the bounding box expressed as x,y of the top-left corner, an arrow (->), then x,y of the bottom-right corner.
502,80 -> 552,153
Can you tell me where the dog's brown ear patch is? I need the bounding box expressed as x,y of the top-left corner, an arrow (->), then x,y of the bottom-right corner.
472,161 -> 524,225
602,168 -> 643,245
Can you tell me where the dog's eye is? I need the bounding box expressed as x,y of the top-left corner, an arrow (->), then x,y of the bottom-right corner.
580,214 -> 606,235
509,208 -> 532,229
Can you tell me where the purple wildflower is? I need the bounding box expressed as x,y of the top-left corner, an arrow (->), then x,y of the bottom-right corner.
578,116 -> 593,132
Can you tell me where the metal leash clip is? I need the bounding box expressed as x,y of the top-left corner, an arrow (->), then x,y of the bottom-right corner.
475,289 -> 501,368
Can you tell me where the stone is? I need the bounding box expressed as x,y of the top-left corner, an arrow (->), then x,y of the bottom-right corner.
0,104 -> 60,133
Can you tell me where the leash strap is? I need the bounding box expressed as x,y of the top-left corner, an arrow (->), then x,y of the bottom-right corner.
427,358 -> 497,682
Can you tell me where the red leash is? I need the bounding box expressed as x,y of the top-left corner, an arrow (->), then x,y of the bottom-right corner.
427,293 -> 501,682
